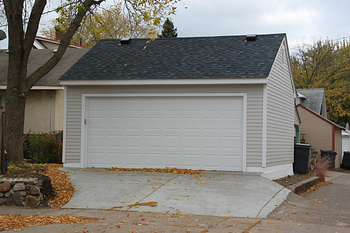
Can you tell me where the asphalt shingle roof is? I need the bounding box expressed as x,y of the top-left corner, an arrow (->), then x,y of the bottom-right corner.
297,88 -> 326,115
59,33 -> 286,81
0,48 -> 90,86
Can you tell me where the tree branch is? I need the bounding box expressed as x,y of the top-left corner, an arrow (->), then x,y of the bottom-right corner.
23,0 -> 47,68
25,0 -> 104,91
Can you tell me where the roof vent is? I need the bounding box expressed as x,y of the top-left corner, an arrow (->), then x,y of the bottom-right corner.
246,34 -> 257,41
120,38 -> 131,45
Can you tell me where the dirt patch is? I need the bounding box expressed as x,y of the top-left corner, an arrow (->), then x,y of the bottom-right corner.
273,172 -> 315,188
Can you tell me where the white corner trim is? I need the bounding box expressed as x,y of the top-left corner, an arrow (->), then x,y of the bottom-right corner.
63,163 -> 82,168
242,93 -> 248,172
80,95 -> 87,168
261,163 -> 293,180
80,93 -> 248,171
62,86 -> 67,163
262,84 -> 267,168
60,78 -> 267,86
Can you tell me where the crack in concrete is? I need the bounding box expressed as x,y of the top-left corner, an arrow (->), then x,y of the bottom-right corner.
126,174 -> 180,211
256,187 -> 286,218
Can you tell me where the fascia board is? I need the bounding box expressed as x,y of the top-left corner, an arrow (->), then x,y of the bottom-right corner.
60,78 -> 268,86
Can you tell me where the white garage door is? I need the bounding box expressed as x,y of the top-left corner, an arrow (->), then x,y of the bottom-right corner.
86,96 -> 243,171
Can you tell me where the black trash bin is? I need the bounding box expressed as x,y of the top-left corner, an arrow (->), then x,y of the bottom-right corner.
341,151 -> 350,169
321,150 -> 337,170
294,144 -> 312,174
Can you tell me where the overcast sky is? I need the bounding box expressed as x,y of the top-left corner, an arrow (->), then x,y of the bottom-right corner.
1,0 -> 350,53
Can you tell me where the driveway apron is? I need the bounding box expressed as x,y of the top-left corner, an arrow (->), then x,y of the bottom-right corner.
61,168 -> 290,218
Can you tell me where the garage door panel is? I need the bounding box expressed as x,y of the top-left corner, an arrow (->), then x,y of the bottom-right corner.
164,117 -> 181,130
145,135 -> 161,148
222,155 -> 241,170
224,118 -> 242,131
125,136 -> 142,148
164,136 -> 181,149
203,154 -> 221,169
107,99 -> 124,112
126,99 -> 143,112
204,99 -> 221,111
89,99 -> 105,112
164,99 -> 181,112
183,154 -> 200,168
88,135 -> 105,148
144,153 -> 162,167
224,136 -> 241,149
89,118 -> 105,130
107,117 -> 123,129
106,152 -> 123,166
126,118 -> 142,129
184,99 -> 201,112
145,99 -> 162,112
203,136 -> 221,149
183,136 -> 201,149
145,118 -> 161,130
86,96 -> 243,171
87,152 -> 104,166
107,135 -> 123,148
164,153 -> 181,166
184,117 -> 201,130
203,118 -> 221,130
126,153 -> 143,167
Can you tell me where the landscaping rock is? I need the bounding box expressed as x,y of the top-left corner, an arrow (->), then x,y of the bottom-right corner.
13,183 -> 26,191
30,186 -> 40,195
0,181 -> 11,192
25,195 -> 38,208
5,190 -> 14,198
0,198 -> 4,205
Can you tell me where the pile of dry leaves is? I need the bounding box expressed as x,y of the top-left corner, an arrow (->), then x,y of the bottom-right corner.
103,166 -> 204,175
0,214 -> 97,231
0,163 -> 94,231
41,164 -> 75,208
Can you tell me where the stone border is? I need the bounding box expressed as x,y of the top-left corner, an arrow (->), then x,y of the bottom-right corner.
0,178 -> 44,208
288,177 -> 320,194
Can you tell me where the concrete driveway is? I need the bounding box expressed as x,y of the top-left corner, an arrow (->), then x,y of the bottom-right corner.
61,168 -> 290,218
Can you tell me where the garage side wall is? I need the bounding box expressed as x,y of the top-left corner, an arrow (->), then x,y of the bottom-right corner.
64,84 -> 264,168
266,39 -> 295,167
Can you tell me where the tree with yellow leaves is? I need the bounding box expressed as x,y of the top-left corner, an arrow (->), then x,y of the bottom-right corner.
41,3 -> 158,47
292,38 -> 350,125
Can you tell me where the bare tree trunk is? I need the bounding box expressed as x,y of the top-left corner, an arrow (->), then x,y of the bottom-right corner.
5,88 -> 27,163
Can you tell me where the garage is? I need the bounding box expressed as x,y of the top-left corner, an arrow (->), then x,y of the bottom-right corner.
85,95 -> 244,171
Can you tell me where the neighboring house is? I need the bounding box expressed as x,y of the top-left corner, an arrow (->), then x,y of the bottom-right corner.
297,89 -> 327,117
0,48 -> 90,133
33,36 -> 87,50
59,34 -> 297,179
342,123 -> 350,152
296,88 -> 345,168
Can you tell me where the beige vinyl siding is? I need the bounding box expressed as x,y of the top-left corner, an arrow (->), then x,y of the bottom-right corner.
297,106 -> 332,158
0,90 -> 63,133
64,84 -> 264,167
266,38 -> 295,167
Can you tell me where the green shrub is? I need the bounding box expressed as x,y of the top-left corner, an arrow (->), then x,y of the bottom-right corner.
23,131 -> 63,164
